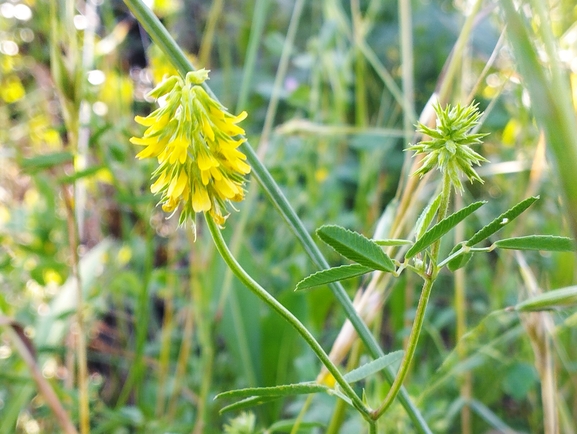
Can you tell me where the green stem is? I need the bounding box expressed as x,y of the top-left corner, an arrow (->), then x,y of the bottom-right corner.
373,277 -> 435,418
204,214 -> 371,419
123,2 -> 431,431
374,173 -> 452,418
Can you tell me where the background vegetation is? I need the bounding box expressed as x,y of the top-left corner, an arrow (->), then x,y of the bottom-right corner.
1,0 -> 576,432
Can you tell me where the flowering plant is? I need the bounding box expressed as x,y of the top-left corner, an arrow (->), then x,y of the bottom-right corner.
131,70 -> 251,227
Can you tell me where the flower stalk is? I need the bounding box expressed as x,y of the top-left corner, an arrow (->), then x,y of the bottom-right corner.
375,102 -> 488,417
204,214 -> 372,420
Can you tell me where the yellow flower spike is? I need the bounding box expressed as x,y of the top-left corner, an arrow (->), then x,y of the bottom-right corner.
131,71 -> 250,228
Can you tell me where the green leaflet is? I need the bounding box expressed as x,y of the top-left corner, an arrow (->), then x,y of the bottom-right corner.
219,396 -> 282,414
405,201 -> 486,259
494,235 -> 574,252
514,286 -> 577,311
215,382 -> 351,414
374,239 -> 413,247
316,225 -> 396,272
343,351 -> 404,383
414,193 -> 442,239
296,264 -> 373,291
446,244 -> 474,272
466,196 -> 539,247
215,382 -> 328,400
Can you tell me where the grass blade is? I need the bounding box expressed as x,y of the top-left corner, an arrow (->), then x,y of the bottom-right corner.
513,286 -> 577,312
343,351 -> 404,384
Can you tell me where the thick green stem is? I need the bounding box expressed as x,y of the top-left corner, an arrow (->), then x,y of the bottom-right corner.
205,214 -> 371,419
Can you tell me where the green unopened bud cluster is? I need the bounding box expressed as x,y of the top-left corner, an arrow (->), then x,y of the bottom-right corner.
408,102 -> 488,192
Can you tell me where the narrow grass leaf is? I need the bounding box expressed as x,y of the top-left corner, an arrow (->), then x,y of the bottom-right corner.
494,235 -> 574,252
316,225 -> 395,272
58,165 -> 106,184
215,382 -> 329,400
406,201 -> 486,259
219,396 -> 282,414
415,193 -> 442,239
466,196 -> 539,246
514,286 -> 577,311
295,264 -> 373,291
20,151 -> 73,172
343,351 -> 404,383
374,239 -> 413,247
469,399 -> 517,434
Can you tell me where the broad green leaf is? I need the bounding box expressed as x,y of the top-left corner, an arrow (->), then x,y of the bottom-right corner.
466,196 -> 539,246
20,151 -> 73,172
215,382 -> 328,400
494,235 -> 574,252
374,239 -> 413,247
514,286 -> 577,311
316,225 -> 395,272
405,201 -> 486,259
295,264 -> 372,291
219,396 -> 282,414
446,244 -> 474,272
415,193 -> 442,239
343,351 -> 404,383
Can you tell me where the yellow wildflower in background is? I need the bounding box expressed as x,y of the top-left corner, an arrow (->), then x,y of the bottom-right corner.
131,69 -> 251,227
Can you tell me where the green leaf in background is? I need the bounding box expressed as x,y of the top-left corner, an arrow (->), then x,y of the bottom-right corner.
295,264 -> 373,291
20,151 -> 73,172
405,201 -> 486,259
502,363 -> 538,400
316,225 -> 396,272
343,351 -> 404,383
466,196 -> 539,247
414,193 -> 442,239
446,244 -> 474,272
494,235 -> 574,252
513,286 -> 577,312
374,239 -> 413,247
57,165 -> 106,184
267,419 -> 325,432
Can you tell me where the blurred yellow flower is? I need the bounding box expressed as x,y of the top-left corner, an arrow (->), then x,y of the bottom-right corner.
131,70 -> 251,227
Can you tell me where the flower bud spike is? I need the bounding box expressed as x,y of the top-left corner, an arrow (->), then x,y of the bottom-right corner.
407,102 -> 489,193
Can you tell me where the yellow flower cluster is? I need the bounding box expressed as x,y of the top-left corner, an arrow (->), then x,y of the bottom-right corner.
131,70 -> 251,226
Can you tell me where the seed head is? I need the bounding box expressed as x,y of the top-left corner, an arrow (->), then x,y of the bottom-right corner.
408,102 -> 489,193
